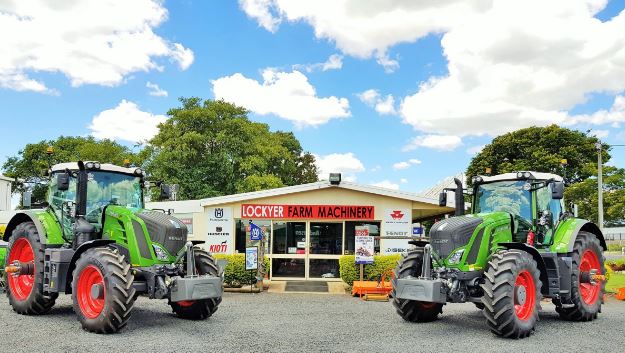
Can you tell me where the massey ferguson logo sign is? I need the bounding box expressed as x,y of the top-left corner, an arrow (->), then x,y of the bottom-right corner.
390,210 -> 405,220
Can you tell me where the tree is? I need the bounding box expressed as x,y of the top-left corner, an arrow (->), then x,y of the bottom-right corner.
467,125 -> 608,184
2,136 -> 138,205
142,98 -> 318,200
564,166 -> 625,226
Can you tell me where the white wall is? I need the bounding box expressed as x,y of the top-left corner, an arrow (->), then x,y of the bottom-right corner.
0,177 -> 11,212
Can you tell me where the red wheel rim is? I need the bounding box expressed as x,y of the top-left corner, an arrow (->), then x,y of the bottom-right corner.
7,238 -> 35,301
579,250 -> 601,305
514,270 -> 536,321
77,265 -> 106,319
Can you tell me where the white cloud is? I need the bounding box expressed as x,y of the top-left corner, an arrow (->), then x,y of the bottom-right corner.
357,89 -> 396,115
370,165 -> 381,172
400,178 -> 408,184
467,145 -> 486,155
89,100 -> 166,143
393,161 -> 410,170
242,1 -> 625,135
393,158 -> 421,170
294,54 -> 344,73
212,69 -> 350,126
589,129 -> 610,139
314,152 -> 365,181
239,0 -> 281,33
146,81 -> 168,97
404,135 -> 463,151
569,96 -> 625,126
370,180 -> 400,190
0,0 -> 193,93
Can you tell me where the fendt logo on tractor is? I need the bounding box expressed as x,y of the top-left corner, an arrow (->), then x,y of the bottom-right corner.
2,160 -> 223,334
392,172 -> 607,339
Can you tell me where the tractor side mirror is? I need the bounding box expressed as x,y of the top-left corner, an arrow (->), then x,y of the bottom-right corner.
22,192 -> 32,208
57,172 -> 70,191
159,184 -> 172,200
551,181 -> 564,199
438,191 -> 447,207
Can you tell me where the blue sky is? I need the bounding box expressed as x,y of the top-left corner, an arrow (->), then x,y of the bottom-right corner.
1,0 -> 625,194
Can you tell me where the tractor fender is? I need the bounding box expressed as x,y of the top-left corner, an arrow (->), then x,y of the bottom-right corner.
3,211 -> 47,243
552,219 -> 607,253
497,242 -> 549,295
65,239 -> 116,293
570,222 -> 607,252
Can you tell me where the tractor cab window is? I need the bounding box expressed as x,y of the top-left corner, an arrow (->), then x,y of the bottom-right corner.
48,172 -> 78,237
536,183 -> 563,244
85,172 -> 143,224
475,180 -> 532,241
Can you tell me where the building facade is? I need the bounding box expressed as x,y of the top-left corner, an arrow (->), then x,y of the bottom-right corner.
147,180 -> 452,281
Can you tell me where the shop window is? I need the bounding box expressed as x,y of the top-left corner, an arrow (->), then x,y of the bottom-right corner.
309,259 -> 340,279
344,222 -> 380,255
235,220 -> 271,254
309,222 -> 342,255
272,258 -> 305,277
272,222 -> 306,254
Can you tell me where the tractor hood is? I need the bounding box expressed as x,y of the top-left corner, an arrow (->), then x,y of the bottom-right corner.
429,212 -> 510,260
134,210 -> 188,256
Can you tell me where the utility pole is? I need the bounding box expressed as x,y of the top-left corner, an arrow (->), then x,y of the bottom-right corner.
595,142 -> 603,231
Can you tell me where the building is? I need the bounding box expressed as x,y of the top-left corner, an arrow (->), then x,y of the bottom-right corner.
148,178 -> 452,281
0,174 -> 11,212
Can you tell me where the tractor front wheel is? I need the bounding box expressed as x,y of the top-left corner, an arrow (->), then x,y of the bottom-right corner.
5,222 -> 57,314
391,249 -> 443,322
71,247 -> 136,333
555,231 -> 605,321
481,250 -> 542,339
170,248 -> 222,320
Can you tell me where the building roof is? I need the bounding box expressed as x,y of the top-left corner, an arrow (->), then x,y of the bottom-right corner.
51,162 -> 140,175
146,199 -> 203,214
418,172 -> 466,199
198,180 -> 442,207
0,174 -> 12,182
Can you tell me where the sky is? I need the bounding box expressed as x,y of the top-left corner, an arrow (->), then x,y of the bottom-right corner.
1,0 -> 625,195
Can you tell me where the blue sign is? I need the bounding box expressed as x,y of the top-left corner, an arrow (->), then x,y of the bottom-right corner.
245,247 -> 258,270
249,222 -> 263,241
412,227 -> 423,235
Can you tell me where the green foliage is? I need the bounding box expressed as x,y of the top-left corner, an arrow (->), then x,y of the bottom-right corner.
214,254 -> 270,287
606,273 -> 625,293
2,136 -> 138,205
467,125 -> 607,185
607,243 -> 625,252
339,254 -> 401,286
142,98 -> 319,200
564,166 -> 625,226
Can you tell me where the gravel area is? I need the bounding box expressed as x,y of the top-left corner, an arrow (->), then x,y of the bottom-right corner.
0,292 -> 624,353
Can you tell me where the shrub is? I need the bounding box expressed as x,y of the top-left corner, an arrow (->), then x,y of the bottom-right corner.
339,254 -> 401,286
214,254 -> 270,288
607,243 -> 624,252
607,258 -> 625,272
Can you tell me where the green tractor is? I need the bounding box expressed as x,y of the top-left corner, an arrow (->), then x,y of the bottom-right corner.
3,161 -> 223,333
392,172 -> 606,338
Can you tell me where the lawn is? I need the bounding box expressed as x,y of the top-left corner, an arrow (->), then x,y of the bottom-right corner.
607,273 -> 625,293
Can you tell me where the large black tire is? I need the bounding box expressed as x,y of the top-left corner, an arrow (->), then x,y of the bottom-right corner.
71,247 -> 136,333
391,248 -> 443,322
481,250 -> 542,339
555,231 -> 605,321
170,248 -> 222,320
5,222 -> 57,314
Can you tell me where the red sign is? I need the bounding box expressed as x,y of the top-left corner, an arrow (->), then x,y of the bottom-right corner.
390,210 -> 405,220
241,204 -> 374,220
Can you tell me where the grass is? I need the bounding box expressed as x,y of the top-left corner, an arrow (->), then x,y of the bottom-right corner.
606,273 -> 625,293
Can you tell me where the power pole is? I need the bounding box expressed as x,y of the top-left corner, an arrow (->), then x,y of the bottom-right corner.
595,142 -> 604,230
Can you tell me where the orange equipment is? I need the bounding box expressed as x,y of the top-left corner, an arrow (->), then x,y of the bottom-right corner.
617,287 -> 625,301
351,270 -> 394,301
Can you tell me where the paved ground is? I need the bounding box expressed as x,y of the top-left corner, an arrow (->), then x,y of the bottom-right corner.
0,293 -> 624,353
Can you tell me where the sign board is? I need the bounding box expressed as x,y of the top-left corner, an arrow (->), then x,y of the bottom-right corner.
245,247 -> 258,270
382,208 -> 412,255
412,226 -> 423,236
355,228 -> 374,265
173,213 -> 194,235
241,204 -> 374,220
207,207 -> 232,254
249,222 -> 263,241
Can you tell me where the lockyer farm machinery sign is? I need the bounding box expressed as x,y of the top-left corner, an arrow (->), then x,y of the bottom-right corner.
241,204 -> 374,220
207,207 -> 232,254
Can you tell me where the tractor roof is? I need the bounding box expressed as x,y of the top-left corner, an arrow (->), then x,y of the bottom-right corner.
479,172 -> 563,183
50,162 -> 140,176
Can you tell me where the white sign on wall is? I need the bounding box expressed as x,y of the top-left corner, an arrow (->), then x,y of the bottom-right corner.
382,208 -> 411,255
207,207 -> 232,254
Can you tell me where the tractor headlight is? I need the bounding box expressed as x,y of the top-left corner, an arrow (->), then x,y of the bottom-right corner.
152,244 -> 169,261
448,249 -> 465,264
134,168 -> 144,176
85,162 -> 95,169
517,171 -> 532,179
472,176 -> 483,184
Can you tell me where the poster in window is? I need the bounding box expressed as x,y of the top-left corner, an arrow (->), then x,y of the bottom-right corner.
355,226 -> 374,264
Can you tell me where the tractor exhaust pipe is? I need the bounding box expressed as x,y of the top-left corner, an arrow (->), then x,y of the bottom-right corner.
453,178 -> 465,216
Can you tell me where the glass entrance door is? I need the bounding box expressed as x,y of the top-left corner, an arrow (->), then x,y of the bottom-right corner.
271,222 -> 306,278
308,222 -> 342,280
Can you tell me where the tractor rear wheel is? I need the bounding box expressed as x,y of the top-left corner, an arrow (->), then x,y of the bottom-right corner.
71,247 -> 136,333
170,248 -> 222,320
391,248 -> 443,322
6,222 -> 57,314
481,250 -> 542,339
555,231 -> 605,321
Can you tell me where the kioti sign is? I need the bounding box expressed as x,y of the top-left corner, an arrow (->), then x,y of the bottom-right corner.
241,204 -> 374,220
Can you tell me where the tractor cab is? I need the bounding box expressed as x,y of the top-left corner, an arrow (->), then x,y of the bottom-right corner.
471,172 -> 565,246
48,162 -> 145,238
